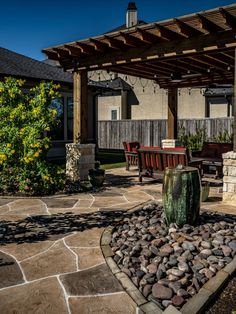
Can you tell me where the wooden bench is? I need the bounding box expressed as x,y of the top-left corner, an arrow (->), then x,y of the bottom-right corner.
137,148 -> 202,182
192,142 -> 233,177
123,141 -> 140,170
123,142 -> 161,171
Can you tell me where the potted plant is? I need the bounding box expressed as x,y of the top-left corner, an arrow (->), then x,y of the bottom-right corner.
88,161 -> 105,187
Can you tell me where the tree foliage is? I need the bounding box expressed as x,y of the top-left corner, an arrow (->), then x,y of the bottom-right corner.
0,77 -> 65,195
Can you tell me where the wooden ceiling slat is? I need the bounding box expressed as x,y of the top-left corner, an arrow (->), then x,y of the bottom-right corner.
219,8 -> 236,30
213,52 -> 235,65
204,53 -> 232,66
196,14 -> 224,33
136,28 -> 164,43
64,44 -> 83,56
221,51 -> 235,60
75,42 -> 95,54
174,18 -> 204,37
45,50 -> 60,60
110,67 -> 152,80
171,59 -> 207,73
118,65 -> 157,77
189,56 -> 227,71
89,38 -> 109,51
154,24 -> 185,41
52,47 -> 70,58
103,35 -> 125,49
119,32 -> 144,47
135,63 -> 172,76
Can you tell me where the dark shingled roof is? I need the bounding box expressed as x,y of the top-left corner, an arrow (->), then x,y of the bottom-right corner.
105,20 -> 147,34
204,85 -> 233,97
0,47 -> 72,84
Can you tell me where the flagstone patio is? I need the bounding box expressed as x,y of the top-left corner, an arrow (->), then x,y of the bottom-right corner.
0,167 -> 235,314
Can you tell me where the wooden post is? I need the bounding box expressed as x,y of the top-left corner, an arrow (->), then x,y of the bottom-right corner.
167,87 -> 178,139
234,49 -> 236,152
73,70 -> 88,143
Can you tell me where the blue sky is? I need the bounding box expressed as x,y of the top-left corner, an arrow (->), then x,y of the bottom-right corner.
0,0 -> 235,60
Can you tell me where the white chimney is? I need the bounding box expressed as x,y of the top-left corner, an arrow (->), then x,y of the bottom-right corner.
126,2 -> 138,28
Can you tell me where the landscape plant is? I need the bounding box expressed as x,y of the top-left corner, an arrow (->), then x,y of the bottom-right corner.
178,125 -> 207,151
0,77 -> 65,195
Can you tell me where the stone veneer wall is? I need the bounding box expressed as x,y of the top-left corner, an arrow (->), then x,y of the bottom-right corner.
66,143 -> 95,182
223,151 -> 236,204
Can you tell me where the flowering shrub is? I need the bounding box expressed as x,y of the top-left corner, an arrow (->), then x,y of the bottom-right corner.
0,77 -> 65,195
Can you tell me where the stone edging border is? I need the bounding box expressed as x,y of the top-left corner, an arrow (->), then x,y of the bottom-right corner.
100,201 -> 236,314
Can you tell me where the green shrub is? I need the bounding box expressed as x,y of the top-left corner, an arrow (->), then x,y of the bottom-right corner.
0,77 -> 65,195
212,129 -> 233,143
178,125 -> 207,151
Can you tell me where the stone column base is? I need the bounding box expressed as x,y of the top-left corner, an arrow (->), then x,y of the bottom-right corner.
162,139 -> 182,148
223,151 -> 236,205
66,143 -> 95,182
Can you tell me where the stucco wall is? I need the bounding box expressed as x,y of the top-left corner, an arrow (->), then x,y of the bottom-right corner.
178,88 -> 206,118
89,70 -> 229,121
97,95 -> 122,120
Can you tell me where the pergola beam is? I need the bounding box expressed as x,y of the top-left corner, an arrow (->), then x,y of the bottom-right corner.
167,88 -> 178,139
119,32 -> 143,47
154,24 -> 185,41
103,35 -> 125,49
73,71 -> 88,143
136,28 -> 163,43
220,8 -> 236,30
75,42 -> 95,54
174,18 -> 204,37
197,14 -> 224,33
90,38 -> 109,52
234,49 -> 236,152
74,31 -> 235,69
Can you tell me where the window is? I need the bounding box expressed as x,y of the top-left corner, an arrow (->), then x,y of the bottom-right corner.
111,109 -> 118,120
50,97 -> 64,140
67,97 -> 73,140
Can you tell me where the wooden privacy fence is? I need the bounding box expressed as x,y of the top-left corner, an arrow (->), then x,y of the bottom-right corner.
97,118 -> 233,149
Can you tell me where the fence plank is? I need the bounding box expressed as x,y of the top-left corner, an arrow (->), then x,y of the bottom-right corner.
97,118 -> 233,149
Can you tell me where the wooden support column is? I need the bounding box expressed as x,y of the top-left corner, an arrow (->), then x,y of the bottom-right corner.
234,49 -> 236,152
73,70 -> 88,143
167,87 -> 178,139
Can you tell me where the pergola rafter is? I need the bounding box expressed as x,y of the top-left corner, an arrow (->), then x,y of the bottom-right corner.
42,4 -> 236,150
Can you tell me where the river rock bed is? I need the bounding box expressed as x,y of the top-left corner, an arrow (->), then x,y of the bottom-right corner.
110,203 -> 236,310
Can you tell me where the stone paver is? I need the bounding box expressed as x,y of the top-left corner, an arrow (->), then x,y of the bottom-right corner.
61,263 -> 123,296
0,252 -> 24,288
72,247 -> 104,269
0,277 -> 68,314
0,241 -> 53,261
92,196 -> 127,208
20,240 -> 77,280
124,191 -> 154,203
0,205 -> 10,214
41,198 -> 78,208
69,293 -> 137,314
0,167 -> 235,313
65,227 -> 104,247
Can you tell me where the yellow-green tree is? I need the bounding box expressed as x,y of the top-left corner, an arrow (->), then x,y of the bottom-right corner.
0,77 -> 64,195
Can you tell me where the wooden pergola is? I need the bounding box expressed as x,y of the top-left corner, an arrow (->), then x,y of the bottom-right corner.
43,4 -> 236,151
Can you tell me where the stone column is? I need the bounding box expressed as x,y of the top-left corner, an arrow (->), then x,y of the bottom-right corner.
66,143 -> 95,182
162,139 -> 182,148
223,151 -> 236,204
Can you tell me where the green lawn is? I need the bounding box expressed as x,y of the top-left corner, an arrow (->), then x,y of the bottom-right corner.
96,150 -> 126,170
